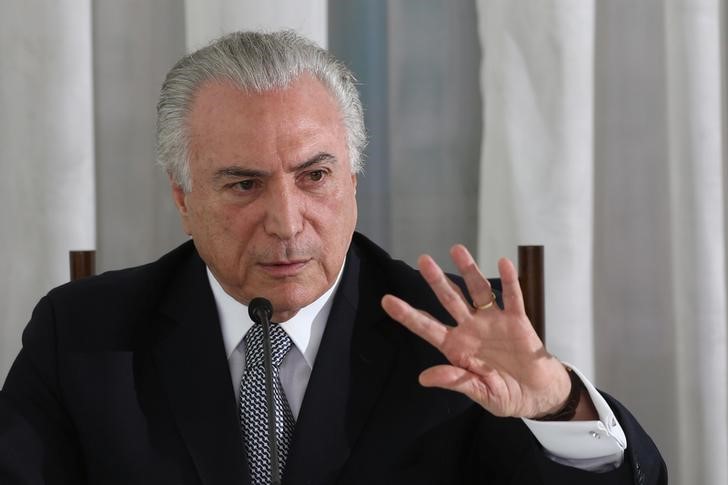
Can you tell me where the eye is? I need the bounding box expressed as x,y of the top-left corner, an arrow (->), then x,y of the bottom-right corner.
231,179 -> 259,192
308,170 -> 325,182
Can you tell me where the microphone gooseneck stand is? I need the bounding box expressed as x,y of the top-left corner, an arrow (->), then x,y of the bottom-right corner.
248,297 -> 282,485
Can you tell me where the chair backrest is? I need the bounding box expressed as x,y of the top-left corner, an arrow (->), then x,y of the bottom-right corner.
518,246 -> 544,341
69,250 -> 95,281
68,246 -> 545,340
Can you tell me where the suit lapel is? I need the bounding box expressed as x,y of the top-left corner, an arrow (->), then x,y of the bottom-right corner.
284,243 -> 401,485
153,251 -> 249,485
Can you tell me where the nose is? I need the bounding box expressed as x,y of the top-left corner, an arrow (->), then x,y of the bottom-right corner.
262,181 -> 304,240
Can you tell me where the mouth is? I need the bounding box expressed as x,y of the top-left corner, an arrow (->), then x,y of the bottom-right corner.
257,259 -> 310,277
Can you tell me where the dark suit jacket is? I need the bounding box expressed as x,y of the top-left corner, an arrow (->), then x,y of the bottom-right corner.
0,233 -> 666,485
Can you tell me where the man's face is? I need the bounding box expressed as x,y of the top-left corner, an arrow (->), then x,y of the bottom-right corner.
172,75 -> 358,322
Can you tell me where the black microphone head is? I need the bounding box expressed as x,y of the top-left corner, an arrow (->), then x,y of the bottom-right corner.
248,297 -> 273,323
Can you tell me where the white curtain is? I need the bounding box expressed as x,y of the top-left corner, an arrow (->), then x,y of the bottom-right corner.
476,1 -> 727,484
185,0 -> 327,52
0,1 -> 95,383
0,0 -> 325,383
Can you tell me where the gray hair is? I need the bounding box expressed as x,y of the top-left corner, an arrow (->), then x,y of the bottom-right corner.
156,30 -> 366,192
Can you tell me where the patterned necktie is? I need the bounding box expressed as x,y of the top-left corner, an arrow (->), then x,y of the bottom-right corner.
240,322 -> 296,485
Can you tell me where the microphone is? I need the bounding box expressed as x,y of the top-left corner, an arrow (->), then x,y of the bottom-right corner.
248,297 -> 273,325
247,297 -> 282,485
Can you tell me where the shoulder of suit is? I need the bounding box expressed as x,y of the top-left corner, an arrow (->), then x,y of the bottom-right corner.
46,239 -> 200,311
32,241 -> 202,347
351,232 -> 462,326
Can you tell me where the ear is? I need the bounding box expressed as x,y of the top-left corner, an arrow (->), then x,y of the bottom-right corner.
351,173 -> 357,193
170,177 -> 192,235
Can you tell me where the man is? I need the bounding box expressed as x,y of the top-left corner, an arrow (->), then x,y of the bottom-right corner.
1,31 -> 665,484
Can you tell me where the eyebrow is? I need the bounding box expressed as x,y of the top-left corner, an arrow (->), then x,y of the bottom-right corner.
212,152 -> 337,181
293,152 -> 336,171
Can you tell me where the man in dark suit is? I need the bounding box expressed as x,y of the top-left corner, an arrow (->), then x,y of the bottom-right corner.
1,31 -> 665,484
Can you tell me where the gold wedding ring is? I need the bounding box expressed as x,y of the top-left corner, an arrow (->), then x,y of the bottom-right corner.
474,292 -> 497,310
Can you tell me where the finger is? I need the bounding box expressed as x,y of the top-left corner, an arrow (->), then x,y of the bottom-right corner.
419,365 -> 505,410
419,364 -> 483,386
445,276 -> 468,302
381,294 -> 448,349
450,245 -> 493,308
418,254 -> 471,323
498,257 -> 525,315
427,265 -> 469,303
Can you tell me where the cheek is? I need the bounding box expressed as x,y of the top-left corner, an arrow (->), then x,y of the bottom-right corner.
187,196 -> 247,246
338,183 -> 358,226
317,187 -> 358,249
194,205 -> 259,275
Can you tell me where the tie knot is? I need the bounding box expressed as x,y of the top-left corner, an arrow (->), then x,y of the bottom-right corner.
244,323 -> 293,370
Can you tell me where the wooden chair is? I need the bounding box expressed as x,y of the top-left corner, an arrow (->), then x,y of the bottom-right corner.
70,246 -> 544,340
69,250 -> 95,282
518,246 -> 544,341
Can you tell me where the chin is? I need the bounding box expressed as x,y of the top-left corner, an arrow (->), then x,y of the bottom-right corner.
267,287 -> 318,317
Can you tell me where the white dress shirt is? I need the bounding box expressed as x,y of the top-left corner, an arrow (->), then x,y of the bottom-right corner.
207,265 -> 626,472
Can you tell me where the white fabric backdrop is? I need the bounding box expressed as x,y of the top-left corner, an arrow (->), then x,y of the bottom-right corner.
476,0 -> 597,377
3,1 -> 725,483
0,0 -> 95,383
185,0 -> 327,52
476,1 -> 727,483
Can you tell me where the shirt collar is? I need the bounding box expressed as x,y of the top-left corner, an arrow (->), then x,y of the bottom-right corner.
208,262 -> 345,368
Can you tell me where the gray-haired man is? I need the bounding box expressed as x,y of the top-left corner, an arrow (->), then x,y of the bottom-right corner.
0,31 -> 665,484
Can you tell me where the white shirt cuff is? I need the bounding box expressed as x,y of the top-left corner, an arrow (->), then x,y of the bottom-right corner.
521,364 -> 627,472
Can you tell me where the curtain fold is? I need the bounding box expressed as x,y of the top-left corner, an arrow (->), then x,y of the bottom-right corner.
476,1 -> 727,483
476,0 -> 597,377
0,0 -> 95,383
665,1 -> 727,483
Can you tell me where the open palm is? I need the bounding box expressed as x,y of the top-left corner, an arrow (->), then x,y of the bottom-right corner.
381,245 -> 571,418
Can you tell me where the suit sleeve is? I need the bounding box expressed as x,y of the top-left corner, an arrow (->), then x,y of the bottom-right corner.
0,296 -> 85,485
542,393 -> 667,485
522,366 -> 627,471
464,391 -> 667,485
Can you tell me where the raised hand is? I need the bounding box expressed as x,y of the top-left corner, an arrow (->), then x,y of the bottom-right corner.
381,244 -> 580,419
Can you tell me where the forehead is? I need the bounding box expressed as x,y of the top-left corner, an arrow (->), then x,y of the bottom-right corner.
188,75 -> 342,136
188,75 -> 346,170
